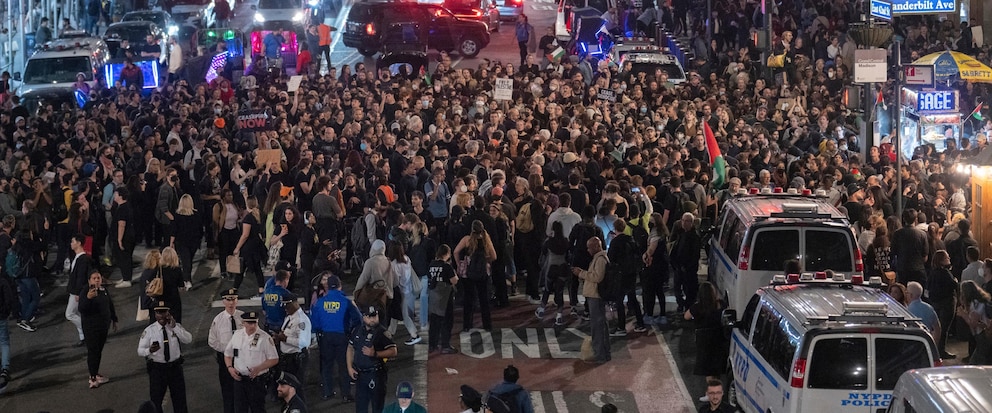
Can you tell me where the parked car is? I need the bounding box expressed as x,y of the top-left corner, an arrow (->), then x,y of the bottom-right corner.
253,0 -> 305,26
443,0 -> 500,32
344,0 -> 490,57
104,21 -> 169,61
493,0 -> 523,20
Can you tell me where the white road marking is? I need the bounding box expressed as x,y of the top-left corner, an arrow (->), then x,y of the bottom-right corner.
656,332 -> 695,411
552,391 -> 569,413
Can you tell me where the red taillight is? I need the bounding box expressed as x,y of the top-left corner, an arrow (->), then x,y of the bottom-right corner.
853,246 -> 864,272
472,9 -> 482,17
365,23 -> 376,35
814,271 -> 827,280
738,245 -> 750,270
851,274 -> 864,284
790,358 -> 807,388
786,273 -> 800,283
749,188 -> 759,194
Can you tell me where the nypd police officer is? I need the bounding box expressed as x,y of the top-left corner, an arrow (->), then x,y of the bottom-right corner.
276,372 -> 308,413
209,288 -> 244,413
310,273 -> 361,401
274,292 -> 311,397
224,311 -> 279,413
137,301 -> 192,413
347,306 -> 397,413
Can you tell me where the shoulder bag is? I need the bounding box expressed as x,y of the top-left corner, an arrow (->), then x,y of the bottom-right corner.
145,267 -> 164,297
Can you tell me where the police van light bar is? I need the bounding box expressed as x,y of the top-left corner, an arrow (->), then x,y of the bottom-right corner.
843,302 -> 888,315
867,276 -> 883,286
851,274 -> 865,285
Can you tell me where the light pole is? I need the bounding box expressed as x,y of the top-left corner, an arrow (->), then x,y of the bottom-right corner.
894,37 -> 903,217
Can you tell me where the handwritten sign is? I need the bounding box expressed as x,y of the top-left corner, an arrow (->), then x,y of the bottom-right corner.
494,78 -> 513,101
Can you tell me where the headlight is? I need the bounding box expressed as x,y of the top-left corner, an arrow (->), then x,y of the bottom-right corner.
168,25 -> 179,36
292,12 -> 304,21
307,0 -> 319,6
254,13 -> 265,22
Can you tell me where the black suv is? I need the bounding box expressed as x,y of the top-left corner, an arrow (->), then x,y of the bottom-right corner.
344,0 -> 491,58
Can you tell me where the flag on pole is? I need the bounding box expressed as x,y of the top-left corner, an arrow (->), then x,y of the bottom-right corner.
420,66 -> 432,86
703,122 -> 726,189
970,103 -> 984,121
876,89 -> 886,110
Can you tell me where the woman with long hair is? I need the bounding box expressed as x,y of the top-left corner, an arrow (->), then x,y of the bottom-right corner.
407,221 -> 436,332
78,270 -> 118,389
642,213 -> 670,322
233,197 -> 267,297
269,205 -> 303,268
170,194 -> 202,290
888,282 -> 910,306
156,247 -> 185,322
213,189 -> 243,279
454,220 -> 497,332
684,281 -> 728,400
536,221 -> 569,325
387,240 -> 421,345
445,205 -> 469,247
957,281 -> 992,364
926,223 -> 946,271
488,201 -> 514,309
139,249 -> 163,321
69,193 -> 94,255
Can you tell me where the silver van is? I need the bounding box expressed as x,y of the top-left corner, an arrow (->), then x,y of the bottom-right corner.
19,38 -> 110,98
727,274 -> 940,413
710,191 -> 863,313
887,366 -> 992,413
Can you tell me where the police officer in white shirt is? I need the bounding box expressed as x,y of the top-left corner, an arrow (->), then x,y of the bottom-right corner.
209,288 -> 244,413
137,301 -> 192,413
274,292 -> 312,398
225,311 -> 279,413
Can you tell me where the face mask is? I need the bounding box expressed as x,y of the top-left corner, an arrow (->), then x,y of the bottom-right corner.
641,107 -> 647,114
840,144 -> 848,151
550,85 -> 559,91
215,108 -> 222,114
980,267 -> 985,277
422,99 -> 430,107
360,143 -> 368,151
454,109 -> 462,115
170,176 -> 179,183
476,100 -> 484,107
460,185 -> 468,192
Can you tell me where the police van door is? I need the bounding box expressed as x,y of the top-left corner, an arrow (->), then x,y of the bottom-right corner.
801,334 -> 934,412
711,212 -> 746,312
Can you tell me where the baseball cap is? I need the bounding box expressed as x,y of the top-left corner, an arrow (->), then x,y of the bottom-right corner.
362,306 -> 379,316
396,381 -> 414,399
281,292 -> 298,303
847,183 -> 864,196
325,274 -> 341,289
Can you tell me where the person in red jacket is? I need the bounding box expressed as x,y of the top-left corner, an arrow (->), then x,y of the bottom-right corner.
296,43 -> 313,75
119,58 -> 144,90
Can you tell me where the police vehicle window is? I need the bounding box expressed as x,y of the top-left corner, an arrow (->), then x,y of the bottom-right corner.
750,229 -> 799,271
874,338 -> 930,390
804,230 -> 853,272
767,318 -> 799,378
903,399 -> 916,413
726,220 -> 745,264
24,57 -> 92,83
807,337 -> 868,389
739,294 -> 760,337
258,0 -> 298,8
751,304 -> 779,361
718,212 -> 738,250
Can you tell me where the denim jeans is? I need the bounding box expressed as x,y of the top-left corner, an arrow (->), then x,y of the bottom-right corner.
17,277 -> 40,322
419,276 -> 428,329
0,319 -> 10,369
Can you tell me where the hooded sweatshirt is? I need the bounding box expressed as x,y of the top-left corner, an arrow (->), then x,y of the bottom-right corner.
355,240 -> 395,299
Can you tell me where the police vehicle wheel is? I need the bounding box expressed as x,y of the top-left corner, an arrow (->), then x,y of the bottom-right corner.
358,48 -> 377,57
459,37 -> 481,58
493,19 -> 500,33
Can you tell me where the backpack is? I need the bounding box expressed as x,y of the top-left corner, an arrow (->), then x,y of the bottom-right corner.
612,235 -> 643,277
671,191 -> 691,221
351,214 -> 372,258
681,183 -> 702,210
494,387 -> 524,413
516,203 -> 535,233
598,260 -> 623,301
53,187 -> 70,222
629,218 -> 649,256
0,276 -> 16,319
378,184 -> 398,204
568,223 -> 597,260
5,250 -> 29,279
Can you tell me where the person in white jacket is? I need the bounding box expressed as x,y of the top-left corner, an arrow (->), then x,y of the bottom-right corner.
387,240 -> 421,345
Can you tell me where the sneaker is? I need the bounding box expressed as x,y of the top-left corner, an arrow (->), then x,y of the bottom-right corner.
17,320 -> 36,332
609,329 -> 627,337
89,377 -> 99,389
114,280 -> 132,288
404,336 -> 422,345
580,312 -> 590,321
184,281 -> 192,290
0,368 -> 9,381
534,306 -> 545,319
528,297 -> 542,305
633,325 -> 649,333
554,314 -> 565,326
95,375 -> 109,384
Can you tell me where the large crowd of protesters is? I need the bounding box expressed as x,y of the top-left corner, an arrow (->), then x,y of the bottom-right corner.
0,0 -> 990,410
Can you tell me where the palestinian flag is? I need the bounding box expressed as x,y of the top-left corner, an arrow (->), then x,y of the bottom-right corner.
704,122 -> 726,189
420,66 -> 432,86
970,103 -> 984,121
876,89 -> 886,110
547,46 -> 566,65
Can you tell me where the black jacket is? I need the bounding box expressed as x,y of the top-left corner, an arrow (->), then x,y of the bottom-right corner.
68,252 -> 92,295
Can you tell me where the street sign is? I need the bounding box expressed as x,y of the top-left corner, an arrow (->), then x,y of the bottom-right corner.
889,0 -> 956,15
870,0 -> 892,20
855,49 -> 888,83
904,65 -> 935,87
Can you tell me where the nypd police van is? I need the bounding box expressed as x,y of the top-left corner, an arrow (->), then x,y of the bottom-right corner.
710,190 -> 863,314
887,366 -> 992,413
19,37 -> 110,98
727,274 -> 939,413
617,51 -> 687,84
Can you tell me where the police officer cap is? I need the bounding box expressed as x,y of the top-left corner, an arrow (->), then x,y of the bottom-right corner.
276,372 -> 302,390
362,306 -> 379,316
326,274 -> 341,289
153,301 -> 170,311
275,260 -> 293,272
460,385 -> 482,408
483,391 -> 511,413
281,292 -> 298,303
241,311 -> 260,321
221,288 -> 238,298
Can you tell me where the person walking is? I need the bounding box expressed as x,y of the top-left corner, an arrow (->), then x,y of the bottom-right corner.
233,198 -> 267,298
642,213 -> 670,323
0,264 -> 15,391
224,311 -> 279,413
927,250 -> 959,359
78,270 -> 118,388
11,231 -> 43,332
574,237 -> 609,364
137,301 -> 191,413
111,187 -> 138,288
383,381 -> 427,413
215,189 -> 243,279
311,273 -> 361,402
515,14 -> 535,67
684,282 -> 729,402
891,209 -> 929,286
65,234 -> 92,346
536,221 -> 569,326
670,213 -> 701,313
171,194 -> 202,290
354,239 -> 396,317
151,247 -> 185,323
454,220 -> 497,332
347,306 -> 398,413
488,365 -> 534,413
155,168 -> 181,258
209,288 -> 243,413
273,292 -> 311,397
428,245 -> 458,354
388,241 -> 421,344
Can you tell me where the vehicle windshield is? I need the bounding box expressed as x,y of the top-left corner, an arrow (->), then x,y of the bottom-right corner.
628,62 -> 685,80
259,0 -> 298,8
24,56 -> 91,83
170,0 -> 209,5
106,26 -> 154,44
122,14 -> 166,27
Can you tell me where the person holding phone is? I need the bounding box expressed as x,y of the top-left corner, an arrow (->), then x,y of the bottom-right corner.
78,270 -> 118,389
137,301 -> 192,413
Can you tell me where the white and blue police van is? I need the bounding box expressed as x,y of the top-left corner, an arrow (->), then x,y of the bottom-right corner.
887,366 -> 992,413
709,189 -> 863,314
726,273 -> 940,413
